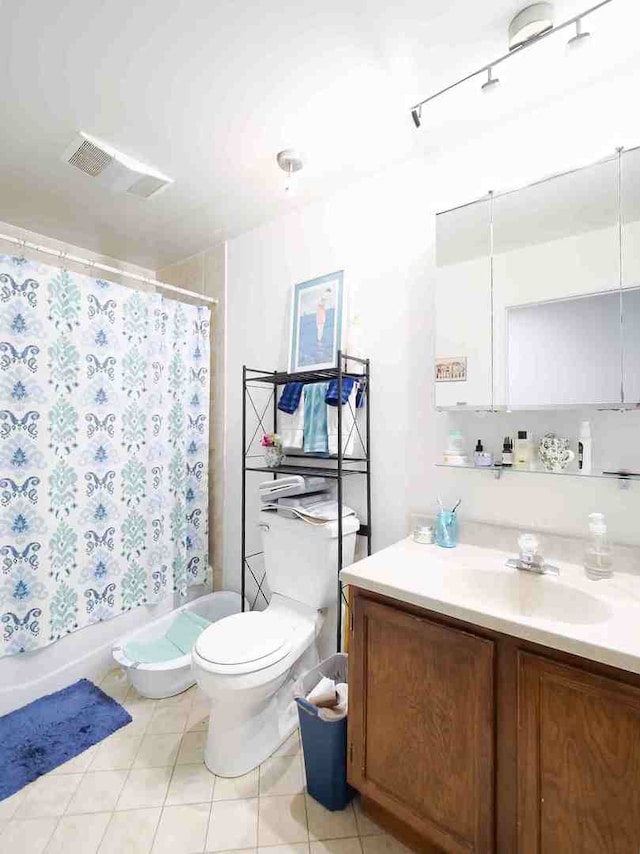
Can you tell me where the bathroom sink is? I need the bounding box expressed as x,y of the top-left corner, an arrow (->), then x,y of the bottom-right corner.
450,568 -> 611,625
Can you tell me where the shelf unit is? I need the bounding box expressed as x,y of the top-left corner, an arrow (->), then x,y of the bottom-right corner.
435,462 -> 637,487
241,351 -> 371,651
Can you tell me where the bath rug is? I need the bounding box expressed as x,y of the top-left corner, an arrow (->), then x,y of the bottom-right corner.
0,678 -> 131,800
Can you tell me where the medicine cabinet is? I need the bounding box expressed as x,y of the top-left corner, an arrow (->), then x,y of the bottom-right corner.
435,146 -> 640,410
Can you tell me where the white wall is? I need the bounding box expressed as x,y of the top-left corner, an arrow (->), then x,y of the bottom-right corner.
225,158 -> 434,597
224,98 -> 640,591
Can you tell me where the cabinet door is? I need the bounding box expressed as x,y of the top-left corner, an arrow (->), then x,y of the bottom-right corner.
518,652 -> 640,853
348,596 -> 495,853
435,199 -> 493,410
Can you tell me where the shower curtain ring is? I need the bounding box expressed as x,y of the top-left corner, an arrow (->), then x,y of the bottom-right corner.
59,249 -> 68,269
18,239 -> 26,260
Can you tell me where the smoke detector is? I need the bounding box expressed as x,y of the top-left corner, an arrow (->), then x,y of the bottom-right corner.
62,132 -> 173,199
509,3 -> 555,50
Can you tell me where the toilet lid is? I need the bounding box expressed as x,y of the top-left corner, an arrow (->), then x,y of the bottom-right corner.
195,611 -> 290,667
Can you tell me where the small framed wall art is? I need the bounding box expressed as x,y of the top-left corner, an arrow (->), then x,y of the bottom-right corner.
435,356 -> 467,383
289,271 -> 344,373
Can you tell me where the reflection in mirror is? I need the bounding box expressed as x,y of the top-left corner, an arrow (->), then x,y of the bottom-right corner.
621,146 -> 640,404
492,156 -> 620,408
435,199 -> 491,409
507,291 -> 625,407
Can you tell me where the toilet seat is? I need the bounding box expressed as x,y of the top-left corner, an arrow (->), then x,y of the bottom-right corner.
194,611 -> 292,675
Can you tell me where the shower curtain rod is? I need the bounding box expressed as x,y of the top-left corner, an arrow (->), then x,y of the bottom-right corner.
0,231 -> 218,305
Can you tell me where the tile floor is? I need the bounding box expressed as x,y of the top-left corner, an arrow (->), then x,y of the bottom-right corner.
0,670 -> 412,854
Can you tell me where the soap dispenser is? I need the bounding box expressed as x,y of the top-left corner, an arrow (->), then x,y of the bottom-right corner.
584,512 -> 613,580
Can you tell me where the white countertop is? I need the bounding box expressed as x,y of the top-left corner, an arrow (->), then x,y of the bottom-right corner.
341,538 -> 640,675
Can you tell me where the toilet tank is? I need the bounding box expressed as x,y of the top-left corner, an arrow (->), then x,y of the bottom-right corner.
259,510 -> 359,609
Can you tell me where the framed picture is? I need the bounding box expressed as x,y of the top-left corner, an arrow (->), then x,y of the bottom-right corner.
289,271 -> 344,373
435,357 -> 467,382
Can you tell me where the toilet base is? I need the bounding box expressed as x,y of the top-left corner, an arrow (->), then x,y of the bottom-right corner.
204,673 -> 300,777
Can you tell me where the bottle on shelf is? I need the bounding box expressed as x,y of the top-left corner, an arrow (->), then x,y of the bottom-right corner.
578,421 -> 593,475
474,440 -> 493,467
501,437 -> 513,467
514,431 -> 534,470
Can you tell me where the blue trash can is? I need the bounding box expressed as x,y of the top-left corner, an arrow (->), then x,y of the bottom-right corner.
295,653 -> 355,812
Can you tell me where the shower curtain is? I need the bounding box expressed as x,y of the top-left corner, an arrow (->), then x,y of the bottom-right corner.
0,254 -> 210,656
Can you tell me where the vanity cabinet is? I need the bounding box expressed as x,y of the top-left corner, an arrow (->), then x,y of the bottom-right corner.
347,587 -> 640,853
348,595 -> 495,853
518,652 -> 640,853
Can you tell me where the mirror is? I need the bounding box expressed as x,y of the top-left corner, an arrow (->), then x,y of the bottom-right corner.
621,146 -> 640,405
435,199 -> 492,409
492,156 -> 620,407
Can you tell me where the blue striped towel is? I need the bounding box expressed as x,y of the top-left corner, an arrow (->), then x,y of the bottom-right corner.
278,382 -> 304,414
303,382 -> 329,454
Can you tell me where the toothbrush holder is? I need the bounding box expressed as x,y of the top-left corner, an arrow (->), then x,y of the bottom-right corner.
435,510 -> 459,549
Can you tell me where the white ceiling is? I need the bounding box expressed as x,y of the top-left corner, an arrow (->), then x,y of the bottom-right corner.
1,0 -> 639,269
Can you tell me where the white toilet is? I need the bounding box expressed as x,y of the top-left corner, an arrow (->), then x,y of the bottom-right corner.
192,509 -> 359,777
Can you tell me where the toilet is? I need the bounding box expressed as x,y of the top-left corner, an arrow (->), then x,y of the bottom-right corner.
191,509 -> 359,777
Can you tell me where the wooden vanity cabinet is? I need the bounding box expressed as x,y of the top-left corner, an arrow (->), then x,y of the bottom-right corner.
518,652 -> 640,853
348,594 -> 496,853
347,587 -> 640,854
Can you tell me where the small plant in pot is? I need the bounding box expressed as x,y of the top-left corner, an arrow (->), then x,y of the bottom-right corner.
261,433 -> 284,468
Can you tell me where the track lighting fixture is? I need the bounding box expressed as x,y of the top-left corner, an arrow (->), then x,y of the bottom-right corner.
481,67 -> 500,93
567,17 -> 592,49
409,0 -> 612,127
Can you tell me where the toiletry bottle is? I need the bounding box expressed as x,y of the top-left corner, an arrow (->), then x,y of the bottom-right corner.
474,440 -> 493,467
501,437 -> 513,467
578,421 -> 592,475
584,512 -> 613,580
514,431 -> 532,470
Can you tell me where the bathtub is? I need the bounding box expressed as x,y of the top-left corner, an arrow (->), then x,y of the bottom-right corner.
112,591 -> 244,699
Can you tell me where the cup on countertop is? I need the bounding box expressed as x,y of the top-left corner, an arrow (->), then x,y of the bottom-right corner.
435,510 -> 459,549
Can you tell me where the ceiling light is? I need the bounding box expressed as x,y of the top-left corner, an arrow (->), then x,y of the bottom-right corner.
276,149 -> 304,195
509,3 -> 555,50
481,67 -> 500,94
567,17 -> 592,50
409,0 -> 612,128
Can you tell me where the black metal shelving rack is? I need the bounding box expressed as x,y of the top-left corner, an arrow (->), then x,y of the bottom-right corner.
241,351 -> 371,652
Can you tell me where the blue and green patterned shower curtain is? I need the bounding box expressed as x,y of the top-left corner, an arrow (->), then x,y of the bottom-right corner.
0,255 -> 210,656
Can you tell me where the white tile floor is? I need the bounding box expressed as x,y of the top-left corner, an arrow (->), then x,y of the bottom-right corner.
0,670 -> 412,854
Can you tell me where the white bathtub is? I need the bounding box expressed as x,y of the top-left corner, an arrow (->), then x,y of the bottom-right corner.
112,591 -> 244,699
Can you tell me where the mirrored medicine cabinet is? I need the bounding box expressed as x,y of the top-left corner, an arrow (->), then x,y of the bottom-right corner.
435,145 -> 640,411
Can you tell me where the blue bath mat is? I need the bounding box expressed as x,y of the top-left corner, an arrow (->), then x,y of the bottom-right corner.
0,678 -> 132,800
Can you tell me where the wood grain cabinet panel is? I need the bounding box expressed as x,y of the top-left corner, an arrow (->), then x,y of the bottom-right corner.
348,595 -> 495,853
518,651 -> 640,853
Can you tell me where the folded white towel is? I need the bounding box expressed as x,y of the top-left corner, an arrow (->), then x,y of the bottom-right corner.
327,384 -> 358,456
279,404 -> 304,450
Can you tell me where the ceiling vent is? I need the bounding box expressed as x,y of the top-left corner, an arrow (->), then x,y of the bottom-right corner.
62,133 -> 172,199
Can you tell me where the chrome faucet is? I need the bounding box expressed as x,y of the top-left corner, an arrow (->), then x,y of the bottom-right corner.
506,533 -> 559,576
